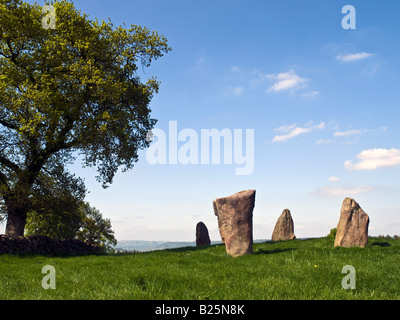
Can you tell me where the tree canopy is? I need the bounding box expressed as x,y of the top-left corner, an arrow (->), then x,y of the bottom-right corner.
25,200 -> 117,252
0,0 -> 171,236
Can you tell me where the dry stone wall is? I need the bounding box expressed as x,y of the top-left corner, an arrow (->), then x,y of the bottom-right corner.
0,235 -> 100,256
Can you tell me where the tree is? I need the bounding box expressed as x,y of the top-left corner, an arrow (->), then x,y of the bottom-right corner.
327,227 -> 337,239
76,202 -> 117,252
0,199 -> 5,225
0,0 -> 171,237
24,163 -> 87,239
26,199 -> 117,252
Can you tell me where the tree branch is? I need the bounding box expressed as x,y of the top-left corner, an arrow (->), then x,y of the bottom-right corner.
0,154 -> 23,176
5,38 -> 37,85
0,170 -> 11,200
0,118 -> 18,130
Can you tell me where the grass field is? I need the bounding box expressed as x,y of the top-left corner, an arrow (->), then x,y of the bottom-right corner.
0,236 -> 399,300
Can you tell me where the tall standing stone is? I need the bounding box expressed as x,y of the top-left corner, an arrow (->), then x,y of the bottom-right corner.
213,189 -> 255,257
271,209 -> 296,241
334,197 -> 370,247
196,222 -> 211,246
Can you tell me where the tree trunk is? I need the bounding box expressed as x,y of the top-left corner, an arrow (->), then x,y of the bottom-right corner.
5,205 -> 27,238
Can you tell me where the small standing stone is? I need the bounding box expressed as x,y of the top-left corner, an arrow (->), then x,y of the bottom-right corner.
334,197 -> 370,247
271,209 -> 296,241
196,222 -> 211,246
213,189 -> 255,257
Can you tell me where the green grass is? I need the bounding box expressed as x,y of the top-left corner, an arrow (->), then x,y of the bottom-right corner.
1,237 -> 399,300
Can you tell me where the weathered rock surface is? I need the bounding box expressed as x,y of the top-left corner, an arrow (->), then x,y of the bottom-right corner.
334,197 -> 370,247
271,209 -> 296,241
196,222 -> 211,246
213,189 -> 255,257
0,235 -> 100,256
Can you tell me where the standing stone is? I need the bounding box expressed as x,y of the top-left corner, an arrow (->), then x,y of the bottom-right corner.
271,209 -> 296,241
196,222 -> 211,246
334,197 -> 370,247
213,189 -> 255,257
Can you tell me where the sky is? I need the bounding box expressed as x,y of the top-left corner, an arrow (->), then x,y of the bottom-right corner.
3,0 -> 400,242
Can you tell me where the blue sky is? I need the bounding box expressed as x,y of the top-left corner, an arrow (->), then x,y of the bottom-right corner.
5,0 -> 400,241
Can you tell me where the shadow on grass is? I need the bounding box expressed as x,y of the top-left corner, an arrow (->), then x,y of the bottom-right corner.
164,245 -> 217,253
165,245 -> 296,256
254,248 -> 295,255
371,241 -> 391,247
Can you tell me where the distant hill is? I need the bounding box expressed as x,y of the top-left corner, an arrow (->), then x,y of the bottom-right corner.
115,239 -> 269,252
115,240 -> 198,252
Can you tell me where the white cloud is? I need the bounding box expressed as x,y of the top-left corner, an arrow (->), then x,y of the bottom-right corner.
274,123 -> 298,133
336,52 -> 373,62
272,127 -> 310,142
301,91 -> 320,98
345,148 -> 400,171
329,177 -> 340,182
313,186 -> 374,197
266,70 -> 308,93
313,122 -> 326,130
316,139 -> 331,145
363,63 -> 380,76
250,70 -> 270,88
334,129 -> 365,137
272,122 -> 325,142
223,86 -> 244,97
232,86 -> 243,96
231,66 -> 240,72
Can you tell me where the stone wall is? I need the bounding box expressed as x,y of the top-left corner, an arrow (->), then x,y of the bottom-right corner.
0,234 -> 100,256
